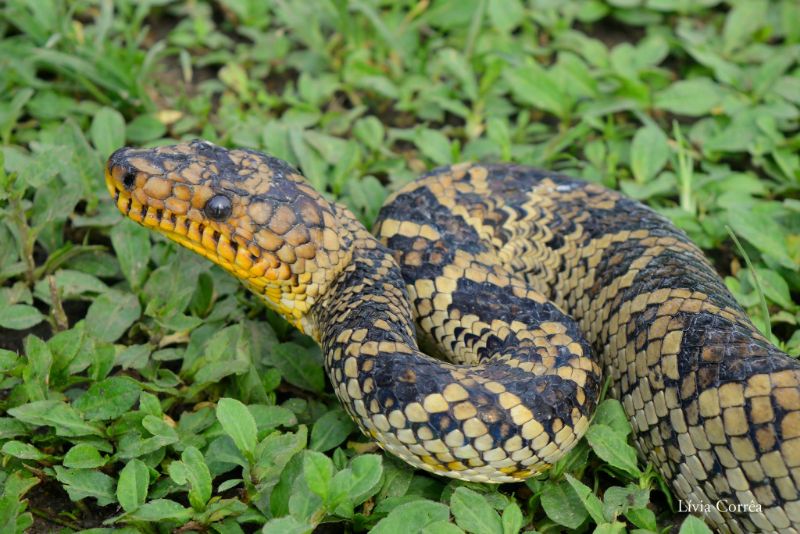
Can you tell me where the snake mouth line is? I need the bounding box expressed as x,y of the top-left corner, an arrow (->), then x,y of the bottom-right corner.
106,174 -> 296,317
108,181 -> 249,270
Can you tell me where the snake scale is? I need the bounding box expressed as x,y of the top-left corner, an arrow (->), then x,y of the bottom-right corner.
105,140 -> 800,533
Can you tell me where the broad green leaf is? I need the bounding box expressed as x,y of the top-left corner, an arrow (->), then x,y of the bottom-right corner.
1,440 -> 47,460
487,0 -> 524,33
110,222 -> 151,291
8,400 -> 104,437
0,305 -> 44,330
722,0 -> 767,54
142,415 -> 178,439
54,466 -> 116,506
593,522 -> 627,534
310,408 -> 356,452
303,450 -> 334,501
679,515 -> 714,534
126,114 -> 167,143
168,446 -> 212,511
346,454 -> 383,505
504,61 -> 572,118
90,107 -> 126,159
288,471 -> 324,522
654,78 -> 721,116
63,443 -> 105,468
22,334 -> 51,402
372,500 -> 451,534
592,399 -> 631,436
117,459 -> 149,513
262,515 -> 314,534
565,474 -> 606,524
85,291 -> 141,343
501,501 -> 523,534
124,499 -> 192,522
728,211 -> 797,270
216,398 -> 258,457
541,479 -> 588,529
249,404 -> 298,433
602,485 -> 649,520
271,343 -> 325,392
415,129 -> 452,166
74,376 -> 142,420
626,507 -> 658,531
423,522 -> 466,534
630,125 -> 669,184
585,424 -> 641,477
450,487 -> 502,534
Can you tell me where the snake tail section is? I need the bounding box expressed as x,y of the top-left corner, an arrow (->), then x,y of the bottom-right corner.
106,142 -> 800,533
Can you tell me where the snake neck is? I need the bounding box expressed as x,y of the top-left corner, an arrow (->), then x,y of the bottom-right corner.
306,205 -> 417,351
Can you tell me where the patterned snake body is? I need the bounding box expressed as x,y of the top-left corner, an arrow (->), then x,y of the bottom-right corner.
106,140 -> 800,533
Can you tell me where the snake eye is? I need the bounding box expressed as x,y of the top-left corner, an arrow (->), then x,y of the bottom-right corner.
122,170 -> 136,190
204,195 -> 232,221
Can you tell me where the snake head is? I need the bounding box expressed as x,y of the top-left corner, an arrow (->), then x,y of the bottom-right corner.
105,140 -> 352,331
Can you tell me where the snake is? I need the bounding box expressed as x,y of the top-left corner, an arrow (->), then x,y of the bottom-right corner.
104,140 -> 799,533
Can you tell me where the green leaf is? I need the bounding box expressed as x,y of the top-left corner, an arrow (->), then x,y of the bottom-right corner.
249,404 -> 298,433
310,408 -> 356,452
22,334 -> 51,402
90,107 -> 126,159
654,78 -> 721,116
414,129 -> 452,166
679,515 -> 714,534
216,398 -> 258,457
593,522 -> 627,534
142,415 -> 178,439
126,114 -> 167,143
0,305 -> 44,330
124,499 -> 192,523
722,0 -> 767,54
450,487 -> 502,534
262,516 -> 314,534
585,424 -> 641,477
271,342 -> 325,392
565,474 -> 606,524
74,376 -> 142,420
630,125 -> 669,184
63,443 -> 105,468
303,450 -> 334,501
8,400 -> 104,437
541,479 -> 588,529
504,61 -> 572,118
751,269 -> 794,310
53,466 -> 116,506
423,521 -> 466,534
117,459 -> 149,513
592,399 -> 631,436
487,0 -> 524,33
372,500 -> 451,534
728,211 -> 797,270
1,440 -> 47,460
168,446 -> 212,511
345,454 -> 383,505
110,222 -> 151,291
602,485 -> 649,519
626,506 -> 657,531
501,501 -> 523,534
85,291 -> 141,343
288,471 -> 324,522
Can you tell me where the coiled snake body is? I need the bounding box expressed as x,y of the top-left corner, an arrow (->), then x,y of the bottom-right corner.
106,141 -> 800,533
